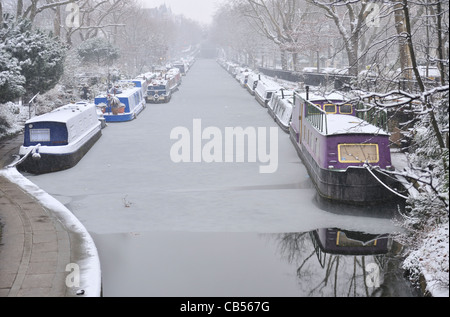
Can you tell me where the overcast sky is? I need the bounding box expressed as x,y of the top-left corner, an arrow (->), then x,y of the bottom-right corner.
141,0 -> 226,25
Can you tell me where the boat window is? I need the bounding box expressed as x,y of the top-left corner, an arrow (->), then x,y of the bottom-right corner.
339,104 -> 353,114
30,129 -> 51,142
324,104 -> 337,114
266,92 -> 273,99
338,144 -> 379,164
336,231 -> 378,247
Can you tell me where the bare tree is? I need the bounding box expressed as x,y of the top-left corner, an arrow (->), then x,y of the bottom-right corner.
307,0 -> 375,76
242,0 -> 312,70
16,0 -> 76,22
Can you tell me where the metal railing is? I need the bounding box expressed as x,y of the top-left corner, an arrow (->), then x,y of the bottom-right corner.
305,101 -> 328,134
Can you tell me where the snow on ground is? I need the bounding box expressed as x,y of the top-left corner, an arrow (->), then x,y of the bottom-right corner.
0,102 -> 28,139
403,223 -> 449,297
0,167 -> 102,297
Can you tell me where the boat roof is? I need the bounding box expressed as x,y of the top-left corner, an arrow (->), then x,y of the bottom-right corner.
258,77 -> 282,91
26,103 -> 96,124
327,115 -> 389,136
297,91 -> 346,103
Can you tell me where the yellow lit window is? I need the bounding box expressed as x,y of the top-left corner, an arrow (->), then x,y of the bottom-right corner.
338,144 -> 379,163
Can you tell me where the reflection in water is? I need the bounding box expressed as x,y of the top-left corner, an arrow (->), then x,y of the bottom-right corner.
268,229 -> 421,297
93,229 -> 421,297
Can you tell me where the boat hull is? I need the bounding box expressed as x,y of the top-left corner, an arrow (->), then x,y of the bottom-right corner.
103,102 -> 145,122
289,129 -> 404,205
18,130 -> 102,175
267,107 -> 290,133
255,92 -> 268,108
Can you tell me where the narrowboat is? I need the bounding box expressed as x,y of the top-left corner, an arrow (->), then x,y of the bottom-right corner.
94,86 -> 146,122
267,89 -> 295,133
311,228 -> 391,256
254,77 -> 283,108
173,61 -> 188,76
237,68 -> 251,87
289,90 -> 406,205
245,72 -> 260,96
17,103 -> 102,175
146,78 -> 172,103
146,68 -> 181,104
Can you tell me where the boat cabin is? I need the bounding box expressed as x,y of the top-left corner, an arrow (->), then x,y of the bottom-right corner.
254,77 -> 283,108
18,103 -> 102,174
95,86 -> 146,122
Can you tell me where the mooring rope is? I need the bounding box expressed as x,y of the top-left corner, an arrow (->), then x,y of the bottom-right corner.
364,163 -> 409,200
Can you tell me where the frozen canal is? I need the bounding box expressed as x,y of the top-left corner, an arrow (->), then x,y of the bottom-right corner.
25,59 -> 420,297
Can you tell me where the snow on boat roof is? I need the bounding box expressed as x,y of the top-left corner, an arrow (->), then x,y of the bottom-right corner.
258,77 -> 282,91
298,91 -> 346,102
327,114 -> 389,136
26,103 -> 96,124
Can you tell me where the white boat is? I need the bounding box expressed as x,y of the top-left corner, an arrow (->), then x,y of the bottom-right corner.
245,72 -> 260,96
236,68 -> 251,87
267,89 -> 295,133
254,76 -> 283,108
18,103 -> 102,174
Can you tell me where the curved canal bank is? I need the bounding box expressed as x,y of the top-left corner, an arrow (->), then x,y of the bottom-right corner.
0,135 -> 101,297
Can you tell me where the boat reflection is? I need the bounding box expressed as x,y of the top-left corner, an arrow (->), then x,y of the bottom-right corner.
269,228 -> 414,297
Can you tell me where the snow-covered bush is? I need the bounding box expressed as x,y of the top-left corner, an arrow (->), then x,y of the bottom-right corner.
0,46 -> 26,103
0,102 -> 27,138
77,37 -> 120,66
1,16 -> 66,99
396,92 -> 449,296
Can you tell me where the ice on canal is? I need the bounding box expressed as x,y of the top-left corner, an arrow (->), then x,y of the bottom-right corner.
24,59 -> 415,297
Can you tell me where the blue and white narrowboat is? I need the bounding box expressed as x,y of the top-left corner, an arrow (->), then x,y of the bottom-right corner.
17,103 -> 102,175
289,89 -> 406,205
146,78 -> 172,104
95,86 -> 146,122
267,89 -> 295,133
146,69 -> 181,104
254,77 -> 283,108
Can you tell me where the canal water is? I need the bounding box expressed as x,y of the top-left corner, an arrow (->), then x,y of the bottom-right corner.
24,59 -> 421,297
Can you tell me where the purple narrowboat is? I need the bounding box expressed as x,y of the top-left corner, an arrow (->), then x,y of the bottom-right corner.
311,228 -> 391,257
290,91 -> 406,205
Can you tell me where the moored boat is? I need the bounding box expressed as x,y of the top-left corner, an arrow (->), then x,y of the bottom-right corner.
17,103 -> 102,175
267,89 -> 295,133
95,85 -> 146,122
146,68 -> 181,103
289,90 -> 406,205
245,72 -> 260,96
254,77 -> 283,108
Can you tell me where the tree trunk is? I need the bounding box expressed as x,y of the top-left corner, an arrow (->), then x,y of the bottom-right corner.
402,0 -> 448,172
280,49 -> 287,71
394,0 -> 413,81
436,1 -> 447,85
0,1 -> 3,25
17,0 -> 23,19
292,52 -> 299,72
53,7 -> 61,38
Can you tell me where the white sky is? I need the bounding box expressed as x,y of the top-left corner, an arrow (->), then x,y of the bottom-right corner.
140,0 -> 227,25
